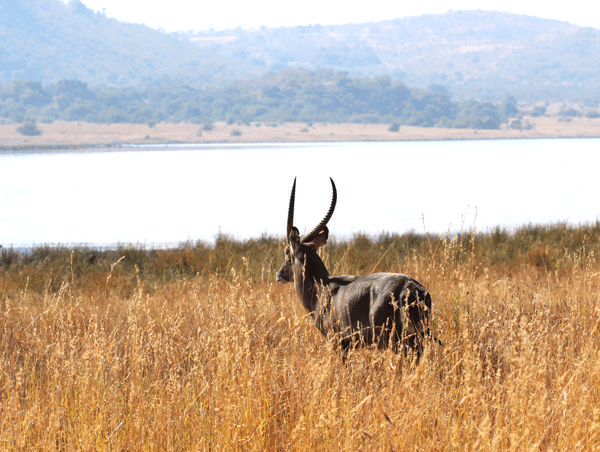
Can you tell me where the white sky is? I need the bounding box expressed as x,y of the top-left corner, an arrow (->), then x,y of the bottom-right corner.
69,0 -> 599,32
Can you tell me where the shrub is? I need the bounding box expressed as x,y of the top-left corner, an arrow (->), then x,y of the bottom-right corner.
16,122 -> 42,136
509,119 -> 533,130
388,122 -> 400,132
230,129 -> 242,136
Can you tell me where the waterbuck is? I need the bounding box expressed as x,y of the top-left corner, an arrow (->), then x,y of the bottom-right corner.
276,178 -> 439,359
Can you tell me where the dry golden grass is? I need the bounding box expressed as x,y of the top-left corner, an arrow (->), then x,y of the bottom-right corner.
1,225 -> 600,450
1,112 -> 600,149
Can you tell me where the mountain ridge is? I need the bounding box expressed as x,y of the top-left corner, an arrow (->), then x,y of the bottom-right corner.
1,1 -> 599,103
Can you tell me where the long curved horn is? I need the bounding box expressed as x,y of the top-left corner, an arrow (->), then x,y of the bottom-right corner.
302,178 -> 337,243
286,178 -> 297,243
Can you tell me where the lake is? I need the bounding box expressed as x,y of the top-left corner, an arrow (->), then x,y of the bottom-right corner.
1,139 -> 598,248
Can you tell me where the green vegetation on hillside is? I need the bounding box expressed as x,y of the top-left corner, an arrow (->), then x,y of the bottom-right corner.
0,0 -> 221,87
185,11 -> 600,103
2,2 -> 600,103
1,70 -> 518,128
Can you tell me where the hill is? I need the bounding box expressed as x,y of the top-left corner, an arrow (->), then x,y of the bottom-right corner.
184,11 -> 600,103
0,0 -> 225,87
2,1 -> 600,103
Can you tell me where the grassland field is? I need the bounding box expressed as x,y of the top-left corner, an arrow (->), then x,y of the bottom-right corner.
1,222 -> 600,450
1,106 -> 600,149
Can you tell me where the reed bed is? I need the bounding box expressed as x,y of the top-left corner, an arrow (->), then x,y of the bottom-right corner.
1,223 -> 600,450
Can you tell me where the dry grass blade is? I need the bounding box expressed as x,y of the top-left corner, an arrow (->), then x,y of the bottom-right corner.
0,222 -> 599,450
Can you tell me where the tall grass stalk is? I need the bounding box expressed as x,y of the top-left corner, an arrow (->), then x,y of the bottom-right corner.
1,223 -> 599,449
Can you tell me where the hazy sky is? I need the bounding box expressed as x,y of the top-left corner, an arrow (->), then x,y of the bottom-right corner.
69,0 -> 598,32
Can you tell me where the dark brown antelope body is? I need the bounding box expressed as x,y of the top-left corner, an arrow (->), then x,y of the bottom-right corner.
276,178 -> 439,358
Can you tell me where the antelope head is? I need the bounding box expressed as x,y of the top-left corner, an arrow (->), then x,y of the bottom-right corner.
276,177 -> 336,290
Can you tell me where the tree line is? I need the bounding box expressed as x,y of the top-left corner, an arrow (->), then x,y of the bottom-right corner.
1,69 -> 518,130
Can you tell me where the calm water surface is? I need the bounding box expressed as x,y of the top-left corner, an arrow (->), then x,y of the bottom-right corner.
1,139 -> 598,247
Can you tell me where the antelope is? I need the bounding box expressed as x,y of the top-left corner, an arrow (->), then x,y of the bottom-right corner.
276,178 -> 439,359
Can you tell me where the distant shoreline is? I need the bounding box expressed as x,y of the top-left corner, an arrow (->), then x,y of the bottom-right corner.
2,115 -> 600,151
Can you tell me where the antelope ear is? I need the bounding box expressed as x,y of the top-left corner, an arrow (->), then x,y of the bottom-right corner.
311,226 -> 329,249
288,227 -> 301,248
